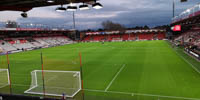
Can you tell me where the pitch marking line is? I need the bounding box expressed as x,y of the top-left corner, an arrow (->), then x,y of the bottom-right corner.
166,42 -> 200,75
0,84 -> 9,89
170,46 -> 200,75
105,64 -> 126,92
175,51 -> 200,74
84,89 -> 200,100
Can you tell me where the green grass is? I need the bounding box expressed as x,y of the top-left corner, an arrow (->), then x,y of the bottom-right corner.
0,40 -> 200,100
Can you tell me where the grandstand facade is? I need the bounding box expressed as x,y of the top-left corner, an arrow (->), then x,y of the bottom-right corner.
171,3 -> 200,60
0,28 -> 166,54
0,28 -> 74,54
81,29 -> 165,42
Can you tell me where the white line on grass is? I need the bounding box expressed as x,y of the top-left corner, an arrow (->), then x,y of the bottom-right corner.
0,84 -> 9,89
12,84 -> 30,87
167,43 -> 200,75
84,89 -> 200,100
105,64 -> 126,92
175,51 -> 200,74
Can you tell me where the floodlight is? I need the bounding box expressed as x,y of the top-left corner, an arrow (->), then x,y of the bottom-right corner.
47,0 -> 54,3
21,12 -> 28,18
186,9 -> 190,13
79,4 -> 90,10
67,3 -> 77,11
56,5 -> 66,12
92,2 -> 103,9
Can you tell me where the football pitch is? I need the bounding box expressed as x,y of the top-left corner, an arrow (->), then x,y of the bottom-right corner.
0,40 -> 200,100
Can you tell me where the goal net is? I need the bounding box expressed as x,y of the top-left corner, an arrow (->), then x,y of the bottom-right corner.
24,70 -> 81,97
0,69 -> 10,88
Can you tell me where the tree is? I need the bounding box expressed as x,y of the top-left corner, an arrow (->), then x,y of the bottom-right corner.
143,25 -> 149,29
153,25 -> 170,30
102,20 -> 125,31
98,28 -> 104,31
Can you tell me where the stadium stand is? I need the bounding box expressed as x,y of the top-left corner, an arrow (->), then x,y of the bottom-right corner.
0,40 -> 17,51
11,39 -> 36,50
174,29 -> 200,47
0,29 -> 165,54
83,30 -> 165,42
34,36 -> 73,46
0,31 -> 74,53
157,33 -> 166,40
171,2 -> 200,60
138,33 -> 154,40
0,47 -> 3,53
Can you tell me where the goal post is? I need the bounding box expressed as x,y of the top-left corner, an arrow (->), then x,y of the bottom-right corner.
0,69 -> 10,88
24,70 -> 81,97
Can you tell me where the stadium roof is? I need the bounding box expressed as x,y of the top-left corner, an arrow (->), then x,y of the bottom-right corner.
0,0 -> 95,12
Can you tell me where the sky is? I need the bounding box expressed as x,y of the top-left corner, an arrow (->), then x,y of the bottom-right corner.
0,0 -> 199,30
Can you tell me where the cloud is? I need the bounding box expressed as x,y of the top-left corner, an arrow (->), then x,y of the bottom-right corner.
75,11 -> 129,19
0,11 -> 21,21
0,0 -> 199,30
28,7 -> 65,18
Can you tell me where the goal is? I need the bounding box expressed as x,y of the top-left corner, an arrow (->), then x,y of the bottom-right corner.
0,69 -> 10,88
24,70 -> 81,97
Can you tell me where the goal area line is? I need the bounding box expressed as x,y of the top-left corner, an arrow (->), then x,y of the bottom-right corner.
84,89 -> 200,100
24,70 -> 82,97
24,88 -> 82,97
0,84 -> 9,89
0,69 -> 10,89
33,70 -> 80,73
24,86 -> 82,97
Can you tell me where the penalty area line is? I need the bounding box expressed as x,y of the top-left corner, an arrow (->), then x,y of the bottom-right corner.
105,64 -> 126,92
